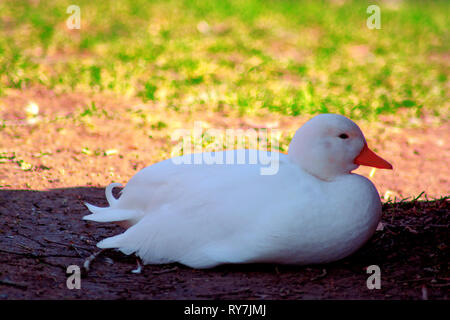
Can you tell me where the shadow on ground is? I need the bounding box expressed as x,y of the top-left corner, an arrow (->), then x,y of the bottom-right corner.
0,187 -> 448,300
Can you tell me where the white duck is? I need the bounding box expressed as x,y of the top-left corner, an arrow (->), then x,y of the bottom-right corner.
83,114 -> 392,269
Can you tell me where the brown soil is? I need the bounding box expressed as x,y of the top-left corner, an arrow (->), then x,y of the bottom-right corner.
0,88 -> 449,299
0,188 -> 448,299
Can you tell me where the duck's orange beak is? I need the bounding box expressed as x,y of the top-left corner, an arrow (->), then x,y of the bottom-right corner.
354,144 -> 393,169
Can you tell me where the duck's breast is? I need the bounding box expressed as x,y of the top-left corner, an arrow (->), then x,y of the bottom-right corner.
268,173 -> 382,265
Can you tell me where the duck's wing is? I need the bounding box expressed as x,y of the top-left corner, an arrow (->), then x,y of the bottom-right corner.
83,150 -> 286,227
95,192 -> 278,269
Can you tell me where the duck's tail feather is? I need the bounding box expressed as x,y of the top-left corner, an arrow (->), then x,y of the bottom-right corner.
95,217 -> 176,265
96,233 -> 136,254
105,182 -> 122,206
83,207 -> 138,223
83,182 -> 140,223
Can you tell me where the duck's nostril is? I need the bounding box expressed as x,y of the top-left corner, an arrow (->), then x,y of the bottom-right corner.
339,133 -> 349,139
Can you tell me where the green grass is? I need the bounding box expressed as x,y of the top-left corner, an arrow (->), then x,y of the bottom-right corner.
0,0 -> 448,120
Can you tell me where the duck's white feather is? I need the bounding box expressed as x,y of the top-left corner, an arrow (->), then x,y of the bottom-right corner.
83,205 -> 138,223
83,183 -> 140,222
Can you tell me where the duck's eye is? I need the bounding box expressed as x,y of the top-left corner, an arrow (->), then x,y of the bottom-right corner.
339,133 -> 349,139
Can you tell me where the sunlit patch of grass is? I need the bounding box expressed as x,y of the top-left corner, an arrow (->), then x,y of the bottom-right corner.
77,102 -> 110,119
0,0 -> 448,121
138,81 -> 158,101
0,152 -> 37,171
81,147 -> 119,157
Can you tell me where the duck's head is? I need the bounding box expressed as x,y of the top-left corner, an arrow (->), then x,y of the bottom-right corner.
288,114 -> 392,181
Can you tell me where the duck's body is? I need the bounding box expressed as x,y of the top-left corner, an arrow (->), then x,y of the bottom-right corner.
83,114 -> 392,269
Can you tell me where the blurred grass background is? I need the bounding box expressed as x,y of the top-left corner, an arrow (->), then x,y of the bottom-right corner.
0,0 -> 448,121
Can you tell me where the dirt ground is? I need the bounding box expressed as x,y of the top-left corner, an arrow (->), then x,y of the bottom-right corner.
0,88 -> 449,299
0,188 -> 448,299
